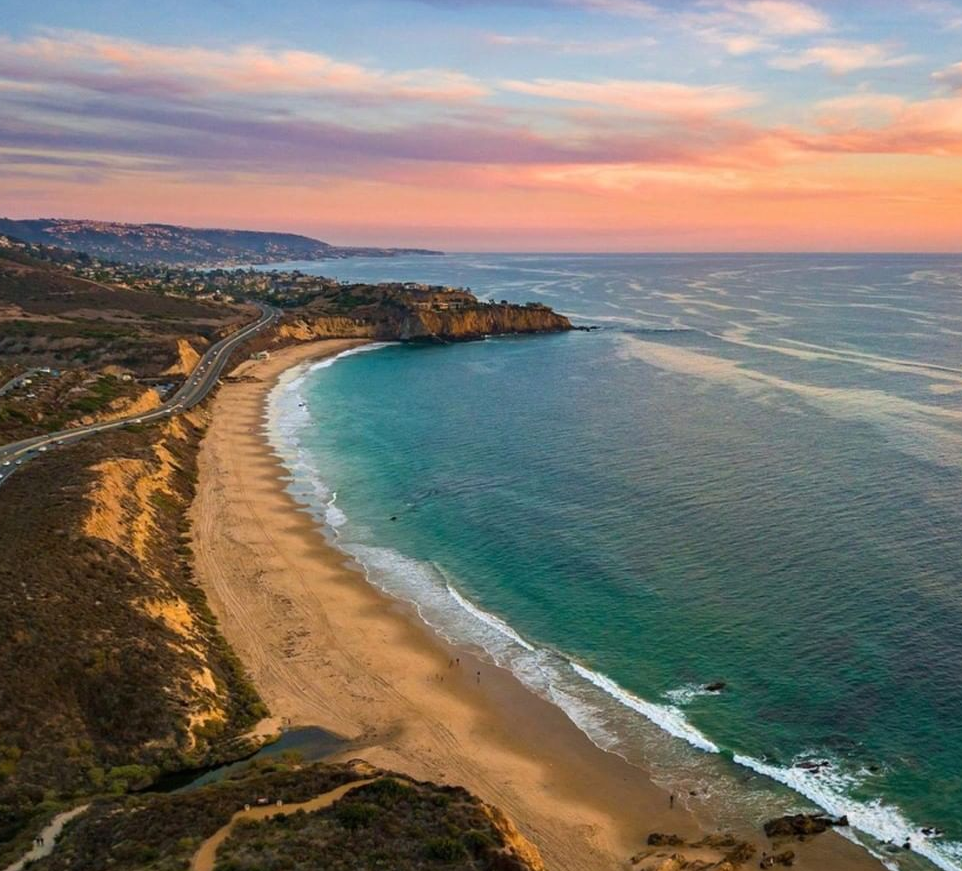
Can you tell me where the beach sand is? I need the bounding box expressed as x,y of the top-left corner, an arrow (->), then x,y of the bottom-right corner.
191,339 -> 886,871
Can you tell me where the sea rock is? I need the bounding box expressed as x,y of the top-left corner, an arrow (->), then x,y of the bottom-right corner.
705,681 -> 727,693
648,833 -> 686,847
724,841 -> 757,864
763,814 -> 846,839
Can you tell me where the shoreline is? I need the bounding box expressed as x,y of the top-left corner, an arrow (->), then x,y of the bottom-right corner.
191,339 -> 886,870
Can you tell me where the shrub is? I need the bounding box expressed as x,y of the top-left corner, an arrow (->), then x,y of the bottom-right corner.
463,829 -> 494,856
424,835 -> 468,861
334,801 -> 381,830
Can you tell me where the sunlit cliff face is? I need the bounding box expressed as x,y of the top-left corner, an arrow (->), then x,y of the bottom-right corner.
1,0 -> 961,251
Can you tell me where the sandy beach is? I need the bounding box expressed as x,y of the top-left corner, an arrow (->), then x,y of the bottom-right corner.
190,339 -> 886,871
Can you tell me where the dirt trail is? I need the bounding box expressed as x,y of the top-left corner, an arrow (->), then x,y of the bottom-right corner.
190,779 -> 379,871
3,805 -> 89,871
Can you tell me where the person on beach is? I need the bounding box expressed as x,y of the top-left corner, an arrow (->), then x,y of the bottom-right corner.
670,794 -> 674,809
476,670 -> 481,684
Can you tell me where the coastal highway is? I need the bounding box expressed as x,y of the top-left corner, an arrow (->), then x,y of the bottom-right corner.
0,302 -> 280,488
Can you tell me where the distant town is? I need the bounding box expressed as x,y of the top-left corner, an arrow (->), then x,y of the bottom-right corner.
0,233 -> 551,313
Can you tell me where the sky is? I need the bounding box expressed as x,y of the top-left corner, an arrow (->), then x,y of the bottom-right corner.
2,0 -> 962,251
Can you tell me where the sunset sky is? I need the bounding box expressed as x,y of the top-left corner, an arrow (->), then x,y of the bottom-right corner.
2,0 -> 962,251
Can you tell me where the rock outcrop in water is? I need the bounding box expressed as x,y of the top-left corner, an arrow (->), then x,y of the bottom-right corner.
763,813 -> 848,839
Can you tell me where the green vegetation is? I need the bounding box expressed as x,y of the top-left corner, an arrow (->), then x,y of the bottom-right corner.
0,420 -> 265,859
63,376 -> 125,415
31,762 -> 538,871
215,772 -> 534,871
0,243 -> 249,442
34,762 -> 361,871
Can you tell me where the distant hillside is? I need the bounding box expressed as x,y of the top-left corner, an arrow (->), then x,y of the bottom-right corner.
0,218 -> 442,267
0,240 -> 250,441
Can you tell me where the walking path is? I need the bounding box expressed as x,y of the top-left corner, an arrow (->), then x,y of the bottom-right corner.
3,804 -> 89,871
190,778 -> 380,871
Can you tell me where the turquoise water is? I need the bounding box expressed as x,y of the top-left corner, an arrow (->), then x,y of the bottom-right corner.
266,254 -> 962,871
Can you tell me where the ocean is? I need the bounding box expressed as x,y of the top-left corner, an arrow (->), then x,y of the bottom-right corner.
264,253 -> 962,871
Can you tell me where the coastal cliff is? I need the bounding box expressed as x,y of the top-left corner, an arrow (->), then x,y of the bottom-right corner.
393,303 -> 571,341
277,316 -> 377,342
277,303 -> 571,344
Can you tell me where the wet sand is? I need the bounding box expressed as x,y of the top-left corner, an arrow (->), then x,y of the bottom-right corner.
190,339 -> 885,871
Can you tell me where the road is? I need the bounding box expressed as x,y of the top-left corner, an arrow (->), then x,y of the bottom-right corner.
0,302 -> 279,488
0,368 -> 42,398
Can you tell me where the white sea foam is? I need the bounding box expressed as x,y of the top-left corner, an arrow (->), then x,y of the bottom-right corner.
665,683 -> 715,705
308,342 -> 397,372
445,584 -> 536,652
571,663 -> 721,754
325,493 -> 348,528
734,754 -> 962,871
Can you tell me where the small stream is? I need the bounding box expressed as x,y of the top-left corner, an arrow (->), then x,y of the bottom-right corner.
148,727 -> 349,794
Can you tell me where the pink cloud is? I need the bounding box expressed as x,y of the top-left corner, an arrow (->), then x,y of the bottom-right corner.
0,31 -> 488,103
732,1 -> 830,35
770,42 -> 919,74
687,0 -> 830,55
499,77 -> 762,116
810,95 -> 962,155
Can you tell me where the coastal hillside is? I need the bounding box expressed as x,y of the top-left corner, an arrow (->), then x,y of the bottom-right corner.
0,218 -> 442,267
275,282 -> 572,343
0,238 -> 249,442
277,303 -> 571,343
0,412 -> 267,861
31,759 -> 544,871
